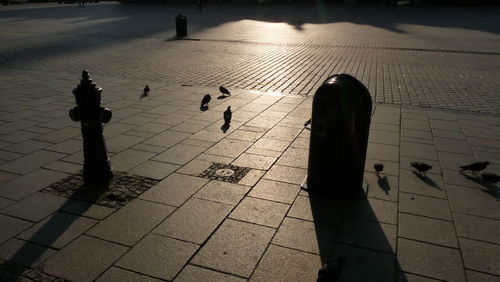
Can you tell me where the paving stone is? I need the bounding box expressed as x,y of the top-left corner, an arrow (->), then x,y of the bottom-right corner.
0,238 -> 56,267
275,147 -> 308,169
1,192 -> 66,222
365,158 -> 399,176
331,243 -> 396,282
192,219 -> 275,278
33,126 -> 80,144
0,197 -> 13,210
429,119 -> 460,131
401,128 -> 433,140
140,173 -> 208,206
45,139 -> 81,154
3,140 -> 51,155
110,149 -> 155,172
432,129 -> 465,139
87,199 -> 175,246
453,213 -> 500,245
399,169 -> 446,199
107,134 -> 145,153
194,180 -> 250,206
43,235 -> 128,282
132,143 -> 167,153
59,199 -> 115,220
227,130 -> 264,142
447,184 -> 500,220
434,137 -> 474,155
232,153 -> 277,170
0,171 -> 18,185
135,122 -> 172,133
252,138 -> 290,152
345,197 -> 397,225
238,169 -> 266,187
441,169 -> 484,189
116,234 -> 198,281
0,169 -> 67,200
400,156 -> 442,174
190,130 -> 226,143
263,165 -> 306,185
0,150 -> 22,162
250,244 -> 322,282
402,119 -> 431,131
154,198 -> 231,244
62,150 -> 84,165
176,265 -> 246,282
143,130 -> 191,147
399,192 -> 452,221
0,150 -> 65,174
371,122 -> 400,133
0,131 -> 39,143
230,197 -> 289,228
337,217 -> 396,253
263,126 -> 302,141
153,143 -> 206,165
128,160 -> 179,180
367,143 -> 399,162
397,272 -> 442,282
0,214 -> 32,244
17,212 -> 97,249
365,172 -> 399,202
400,142 -> 437,161
287,195 -> 343,225
248,179 -> 300,204
466,270 -> 500,282
397,238 -> 465,282
206,139 -> 253,158
398,213 -> 457,248
96,267 -> 163,282
459,238 -> 500,276
43,160 -> 82,174
467,136 -> 500,149
438,152 -> 478,171
369,129 -> 400,145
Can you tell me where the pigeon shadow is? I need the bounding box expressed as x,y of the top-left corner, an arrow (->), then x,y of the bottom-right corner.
200,105 -> 209,112
140,93 -> 147,99
377,175 -> 390,195
221,122 -> 230,133
459,171 -> 500,200
412,171 -> 441,190
217,95 -> 229,100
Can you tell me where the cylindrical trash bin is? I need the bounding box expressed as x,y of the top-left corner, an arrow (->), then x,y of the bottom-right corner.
307,74 -> 372,198
176,14 -> 187,38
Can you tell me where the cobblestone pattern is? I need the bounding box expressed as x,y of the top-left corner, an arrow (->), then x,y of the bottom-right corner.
199,163 -> 251,183
41,171 -> 159,208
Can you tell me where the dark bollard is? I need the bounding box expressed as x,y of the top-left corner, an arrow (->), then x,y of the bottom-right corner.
70,70 -> 113,187
175,14 -> 187,39
306,74 -> 372,198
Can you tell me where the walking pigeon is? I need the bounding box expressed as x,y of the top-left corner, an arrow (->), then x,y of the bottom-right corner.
410,161 -> 432,175
143,85 -> 150,96
219,86 -> 231,96
460,161 -> 489,173
374,163 -> 384,175
481,172 -> 500,184
223,106 -> 232,124
200,94 -> 211,109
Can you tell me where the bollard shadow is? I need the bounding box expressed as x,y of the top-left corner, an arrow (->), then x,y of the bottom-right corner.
0,182 -> 109,281
307,185 -> 406,281
412,171 -> 441,190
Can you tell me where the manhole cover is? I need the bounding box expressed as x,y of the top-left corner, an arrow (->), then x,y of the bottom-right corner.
199,163 -> 251,183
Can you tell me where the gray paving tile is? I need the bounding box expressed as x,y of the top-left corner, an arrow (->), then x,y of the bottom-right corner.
401,128 -> 433,140
397,238 -> 465,282
143,130 -> 191,147
192,219 -> 275,278
263,165 -> 306,185
17,212 -> 97,249
152,143 -> 206,165
435,137 -> 474,155
43,160 -> 82,174
0,214 -> 32,244
453,213 -> 500,245
107,134 -> 145,153
287,195 -> 343,225
248,179 -> 300,204
206,139 -> 253,158
432,129 -> 465,139
44,235 -> 128,282
0,171 -> 18,185
33,126 -> 80,144
370,129 -> 400,145
252,138 -> 290,152
429,119 -> 460,131
442,169 -> 485,189
194,180 -> 250,206
399,192 -> 452,221
229,197 -> 289,228
232,153 -> 277,170
367,143 -> 399,162
238,169 -> 266,187
399,169 -> 446,199
400,142 -> 437,161
402,119 -> 431,131
154,198 -> 232,244
110,149 -> 155,172
460,238 -> 500,276
0,197 -> 13,210
1,192 -> 66,222
140,173 -> 208,206
0,131 -> 39,143
3,139 -> 52,155
250,244 -> 322,282
466,270 -> 500,282
176,265 -> 246,282
116,234 -> 198,280
227,129 -> 264,142
0,150 -> 22,162
398,213 -> 457,248
128,160 -> 179,180
447,184 -> 500,220
190,130 -> 226,143
366,172 -> 399,202
59,199 -> 115,220
275,147 -> 308,169
345,197 -> 398,225
0,169 -> 67,200
337,217 -> 396,253
397,272 -> 442,282
87,199 -> 175,246
0,238 -> 56,267
45,139 -> 82,154
177,159 -> 211,176
438,152 -> 478,171
96,267 -> 163,282
0,150 -> 65,174
262,126 -> 302,141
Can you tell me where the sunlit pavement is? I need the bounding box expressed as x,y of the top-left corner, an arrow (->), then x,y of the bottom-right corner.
0,2 -> 499,281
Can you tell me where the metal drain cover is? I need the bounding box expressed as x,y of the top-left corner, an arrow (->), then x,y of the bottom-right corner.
199,163 -> 251,183
215,168 -> 235,177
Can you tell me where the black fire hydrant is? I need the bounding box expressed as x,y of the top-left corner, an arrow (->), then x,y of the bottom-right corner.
70,70 -> 113,187
176,14 -> 187,39
306,74 -> 372,198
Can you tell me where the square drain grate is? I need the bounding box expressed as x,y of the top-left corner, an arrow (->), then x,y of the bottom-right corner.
199,163 -> 251,183
41,171 -> 159,209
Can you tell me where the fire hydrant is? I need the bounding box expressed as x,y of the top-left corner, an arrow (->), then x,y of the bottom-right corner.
70,70 -> 113,187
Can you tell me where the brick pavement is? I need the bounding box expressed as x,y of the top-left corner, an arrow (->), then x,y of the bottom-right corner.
0,2 -> 499,282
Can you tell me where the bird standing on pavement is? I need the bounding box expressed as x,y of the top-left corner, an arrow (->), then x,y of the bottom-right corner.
200,94 -> 211,110
410,161 -> 432,175
223,106 -> 232,124
374,163 -> 384,175
219,86 -> 231,96
460,161 -> 490,173
481,172 -> 500,184
143,85 -> 150,96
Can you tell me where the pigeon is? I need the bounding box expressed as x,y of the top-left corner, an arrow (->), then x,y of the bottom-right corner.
481,172 -> 500,184
460,161 -> 489,173
304,119 -> 311,127
374,163 -> 384,175
143,85 -> 150,96
410,161 -> 432,175
201,94 -> 211,109
219,86 -> 231,96
317,257 -> 346,282
223,106 -> 232,124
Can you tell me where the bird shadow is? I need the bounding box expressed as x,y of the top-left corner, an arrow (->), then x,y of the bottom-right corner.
199,105 -> 209,112
140,93 -> 147,99
217,95 -> 229,100
412,171 -> 441,190
460,171 -> 500,200
221,123 -> 230,133
305,127 -> 311,131
377,175 -> 390,195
